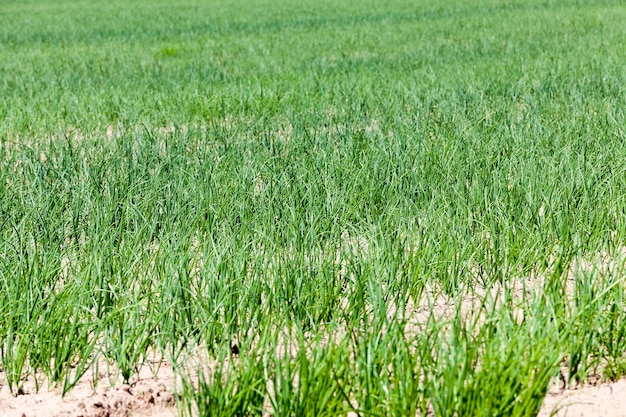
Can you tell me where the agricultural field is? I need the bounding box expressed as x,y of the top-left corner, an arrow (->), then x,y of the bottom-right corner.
1,0 -> 626,416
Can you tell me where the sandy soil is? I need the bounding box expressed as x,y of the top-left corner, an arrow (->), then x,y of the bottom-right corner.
0,362 -> 177,417
539,379 -> 626,417
3,364 -> 626,417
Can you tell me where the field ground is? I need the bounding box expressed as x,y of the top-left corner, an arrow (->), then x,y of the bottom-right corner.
1,0 -> 626,416
4,373 -> 626,417
4,363 -> 626,417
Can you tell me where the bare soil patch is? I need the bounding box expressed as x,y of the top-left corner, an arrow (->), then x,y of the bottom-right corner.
4,368 -> 626,417
0,361 -> 176,417
539,378 -> 626,417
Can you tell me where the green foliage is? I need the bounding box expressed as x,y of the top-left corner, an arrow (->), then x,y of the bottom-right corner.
1,0 -> 625,414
